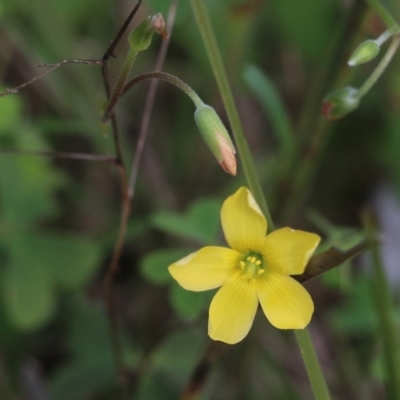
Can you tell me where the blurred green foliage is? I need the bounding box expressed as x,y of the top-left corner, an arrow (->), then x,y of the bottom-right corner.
0,0 -> 400,399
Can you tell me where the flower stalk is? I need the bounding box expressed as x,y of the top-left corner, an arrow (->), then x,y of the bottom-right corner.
295,329 -> 332,400
190,1 -> 331,398
357,35 -> 400,98
190,0 -> 274,230
122,71 -> 236,175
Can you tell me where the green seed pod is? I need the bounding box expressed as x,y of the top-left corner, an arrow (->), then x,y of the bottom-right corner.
321,87 -> 360,120
194,105 -> 237,175
348,40 -> 380,67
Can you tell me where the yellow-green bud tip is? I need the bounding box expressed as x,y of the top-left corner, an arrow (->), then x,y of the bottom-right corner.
194,105 -> 237,176
348,40 -> 380,67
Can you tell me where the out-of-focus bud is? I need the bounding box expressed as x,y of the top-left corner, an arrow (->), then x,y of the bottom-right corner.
128,17 -> 155,52
129,13 -> 167,51
348,40 -> 380,67
151,13 -> 168,40
194,105 -> 237,175
321,87 -> 360,120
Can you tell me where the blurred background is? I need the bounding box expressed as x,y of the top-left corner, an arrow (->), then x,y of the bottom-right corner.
0,0 -> 400,399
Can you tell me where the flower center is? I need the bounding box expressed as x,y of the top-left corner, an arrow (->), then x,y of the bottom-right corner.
239,252 -> 265,281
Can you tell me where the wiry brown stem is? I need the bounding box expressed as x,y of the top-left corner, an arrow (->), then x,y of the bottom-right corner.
0,149 -> 117,163
0,59 -> 103,97
128,0 -> 180,199
100,1 -> 143,392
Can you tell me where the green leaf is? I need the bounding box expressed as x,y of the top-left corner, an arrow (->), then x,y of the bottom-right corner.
140,248 -> 193,284
151,198 -> 221,244
243,65 -> 294,158
330,277 -> 376,333
0,156 -> 63,227
3,236 -> 55,330
49,300 -> 140,400
48,362 -> 115,400
68,301 -> 114,364
152,329 -> 205,378
0,89 -> 22,132
38,235 -> 101,289
2,233 -> 101,330
170,283 -> 210,319
187,198 -> 221,242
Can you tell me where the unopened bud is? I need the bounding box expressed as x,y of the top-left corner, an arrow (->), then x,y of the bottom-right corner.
194,105 -> 237,175
321,87 -> 360,120
129,13 -> 167,50
348,40 -> 380,67
151,13 -> 168,40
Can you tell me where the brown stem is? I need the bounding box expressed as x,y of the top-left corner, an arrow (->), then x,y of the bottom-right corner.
127,0 -> 180,200
100,1 -> 142,390
0,59 -> 103,97
102,0 -> 143,62
0,149 -> 117,163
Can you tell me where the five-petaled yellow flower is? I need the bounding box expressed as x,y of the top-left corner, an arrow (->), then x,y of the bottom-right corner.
168,187 -> 321,344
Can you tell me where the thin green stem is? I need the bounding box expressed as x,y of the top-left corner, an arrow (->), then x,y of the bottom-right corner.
191,2 -> 330,397
357,35 -> 400,98
365,0 -> 400,33
363,210 -> 400,400
104,47 -> 138,120
375,29 -> 392,46
190,0 -> 274,231
122,71 -> 204,108
295,329 -> 332,400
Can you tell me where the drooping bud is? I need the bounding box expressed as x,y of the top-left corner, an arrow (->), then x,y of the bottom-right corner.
348,40 -> 380,67
321,87 -> 360,120
194,105 -> 237,175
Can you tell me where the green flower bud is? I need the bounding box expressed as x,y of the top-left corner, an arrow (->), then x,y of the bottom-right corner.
321,87 -> 360,120
128,17 -> 155,52
348,40 -> 380,67
194,105 -> 237,175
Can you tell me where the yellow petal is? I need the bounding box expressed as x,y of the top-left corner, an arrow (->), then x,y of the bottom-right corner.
261,228 -> 320,275
221,187 -> 266,253
168,246 -> 240,291
208,271 -> 259,344
257,271 -> 314,329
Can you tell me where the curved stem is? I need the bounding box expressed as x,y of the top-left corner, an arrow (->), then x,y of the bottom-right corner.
122,71 -> 204,108
357,35 -> 400,98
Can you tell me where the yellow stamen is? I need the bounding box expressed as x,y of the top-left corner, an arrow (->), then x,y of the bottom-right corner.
239,253 -> 264,280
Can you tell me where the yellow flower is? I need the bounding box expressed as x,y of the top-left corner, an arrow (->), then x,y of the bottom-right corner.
168,187 -> 321,344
